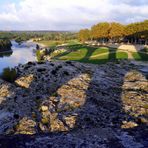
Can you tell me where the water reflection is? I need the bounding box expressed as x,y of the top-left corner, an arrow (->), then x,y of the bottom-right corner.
0,51 -> 13,58
0,40 -> 36,73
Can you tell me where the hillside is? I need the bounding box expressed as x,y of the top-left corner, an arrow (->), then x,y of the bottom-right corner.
0,60 -> 147,147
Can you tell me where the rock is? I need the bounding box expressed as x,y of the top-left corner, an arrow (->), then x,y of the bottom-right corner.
64,115 -> 77,129
50,113 -> 68,132
121,121 -> 138,129
41,106 -> 48,112
15,74 -> 34,88
15,117 -> 37,135
0,60 -> 147,147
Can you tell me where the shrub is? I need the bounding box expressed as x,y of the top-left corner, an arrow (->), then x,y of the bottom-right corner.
36,50 -> 44,62
1,67 -> 17,82
0,39 -> 12,52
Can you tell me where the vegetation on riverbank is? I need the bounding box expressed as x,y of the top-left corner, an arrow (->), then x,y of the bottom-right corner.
0,39 -> 12,52
0,31 -> 77,45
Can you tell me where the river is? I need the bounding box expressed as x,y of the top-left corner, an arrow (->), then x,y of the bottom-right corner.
0,40 -> 37,73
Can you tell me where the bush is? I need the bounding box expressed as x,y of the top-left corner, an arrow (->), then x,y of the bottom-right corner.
36,50 -> 44,62
0,39 -> 12,52
1,67 -> 17,82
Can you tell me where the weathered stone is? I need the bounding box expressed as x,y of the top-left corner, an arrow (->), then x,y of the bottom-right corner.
40,106 -> 48,112
50,113 -> 68,132
15,117 -> 37,135
64,115 -> 77,129
15,74 -> 34,88
0,60 -> 147,147
121,121 -> 138,129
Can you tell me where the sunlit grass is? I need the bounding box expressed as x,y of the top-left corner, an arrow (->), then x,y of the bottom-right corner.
49,44 -> 148,64
38,40 -> 80,47
53,45 -> 130,64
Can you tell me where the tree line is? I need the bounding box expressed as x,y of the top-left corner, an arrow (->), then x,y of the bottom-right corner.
78,20 -> 148,44
0,31 -> 77,43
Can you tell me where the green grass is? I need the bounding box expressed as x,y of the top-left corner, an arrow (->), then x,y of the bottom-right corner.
53,44 -> 130,64
38,40 -> 80,47
132,52 -> 148,61
38,40 -> 64,47
116,52 -> 128,59
50,44 -> 148,64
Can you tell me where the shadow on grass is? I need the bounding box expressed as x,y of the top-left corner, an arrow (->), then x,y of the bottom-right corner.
53,44 -> 130,64
53,44 -> 148,64
132,52 -> 148,61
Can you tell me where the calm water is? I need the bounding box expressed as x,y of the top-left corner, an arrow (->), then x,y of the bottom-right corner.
0,40 -> 37,73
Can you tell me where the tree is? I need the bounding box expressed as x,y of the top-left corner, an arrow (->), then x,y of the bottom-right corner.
109,22 -> 125,42
125,20 -> 148,44
78,29 -> 90,42
91,22 -> 110,42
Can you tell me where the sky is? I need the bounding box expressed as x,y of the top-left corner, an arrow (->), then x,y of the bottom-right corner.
0,0 -> 148,31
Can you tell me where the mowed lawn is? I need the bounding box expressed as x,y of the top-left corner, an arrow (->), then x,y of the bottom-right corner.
38,40 -> 79,47
53,44 -> 148,64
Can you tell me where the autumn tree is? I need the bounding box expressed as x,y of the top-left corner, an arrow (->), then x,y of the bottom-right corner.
78,20 -> 148,45
91,22 -> 110,42
125,20 -> 148,44
78,29 -> 90,42
109,22 -> 125,42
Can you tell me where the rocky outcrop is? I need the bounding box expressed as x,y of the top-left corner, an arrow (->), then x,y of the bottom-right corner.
0,60 -> 147,147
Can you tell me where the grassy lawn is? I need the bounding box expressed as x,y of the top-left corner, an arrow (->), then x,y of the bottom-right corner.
51,44 -> 148,64
38,40 -> 80,47
116,52 -> 128,59
53,44 -> 133,64
132,52 -> 148,61
38,40 -> 64,47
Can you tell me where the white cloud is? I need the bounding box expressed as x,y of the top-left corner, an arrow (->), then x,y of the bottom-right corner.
0,0 -> 148,30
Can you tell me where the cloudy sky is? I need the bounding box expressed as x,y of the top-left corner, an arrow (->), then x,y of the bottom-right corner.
0,0 -> 148,31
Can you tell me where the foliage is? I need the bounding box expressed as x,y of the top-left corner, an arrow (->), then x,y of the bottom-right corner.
1,67 -> 17,82
78,29 -> 90,42
0,31 -> 77,44
36,50 -> 44,62
79,20 -> 148,44
109,23 -> 125,40
91,22 -> 110,40
0,39 -> 12,52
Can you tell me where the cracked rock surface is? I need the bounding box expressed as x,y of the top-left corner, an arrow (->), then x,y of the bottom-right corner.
0,60 -> 147,148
